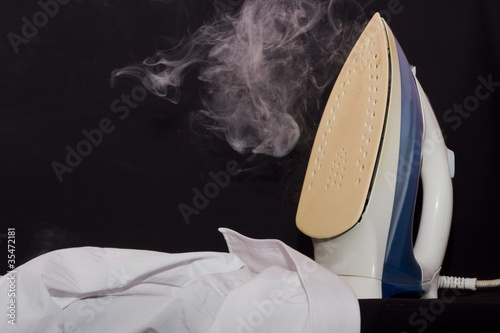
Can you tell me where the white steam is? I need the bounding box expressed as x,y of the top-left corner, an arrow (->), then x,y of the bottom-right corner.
112,0 -> 365,157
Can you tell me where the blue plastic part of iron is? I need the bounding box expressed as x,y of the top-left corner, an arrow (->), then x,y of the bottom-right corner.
381,38 -> 424,298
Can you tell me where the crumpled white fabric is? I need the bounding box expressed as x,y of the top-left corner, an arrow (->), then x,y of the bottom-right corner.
0,228 -> 360,332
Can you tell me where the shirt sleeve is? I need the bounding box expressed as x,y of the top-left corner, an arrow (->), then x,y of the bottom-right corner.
0,246 -> 246,333
218,228 -> 361,333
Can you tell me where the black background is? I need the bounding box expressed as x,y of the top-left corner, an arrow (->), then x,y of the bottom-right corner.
1,0 -> 499,332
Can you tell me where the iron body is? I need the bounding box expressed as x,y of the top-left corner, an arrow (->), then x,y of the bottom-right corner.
296,13 -> 454,299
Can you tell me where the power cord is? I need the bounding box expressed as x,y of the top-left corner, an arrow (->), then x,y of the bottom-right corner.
438,276 -> 500,291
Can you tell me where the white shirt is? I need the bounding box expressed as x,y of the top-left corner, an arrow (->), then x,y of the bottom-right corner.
1,228 -> 360,332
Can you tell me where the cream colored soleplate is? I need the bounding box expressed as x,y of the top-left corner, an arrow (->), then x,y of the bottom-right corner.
296,13 -> 390,238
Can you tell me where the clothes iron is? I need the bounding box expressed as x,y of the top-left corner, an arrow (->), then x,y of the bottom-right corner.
296,13 -> 455,299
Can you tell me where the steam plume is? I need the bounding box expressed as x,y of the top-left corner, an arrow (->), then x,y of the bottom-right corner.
112,0 -> 366,157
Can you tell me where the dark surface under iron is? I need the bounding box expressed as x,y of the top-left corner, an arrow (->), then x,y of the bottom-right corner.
1,1 -> 499,332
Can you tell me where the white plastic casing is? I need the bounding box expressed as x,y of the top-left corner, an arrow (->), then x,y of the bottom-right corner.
413,77 -> 454,299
